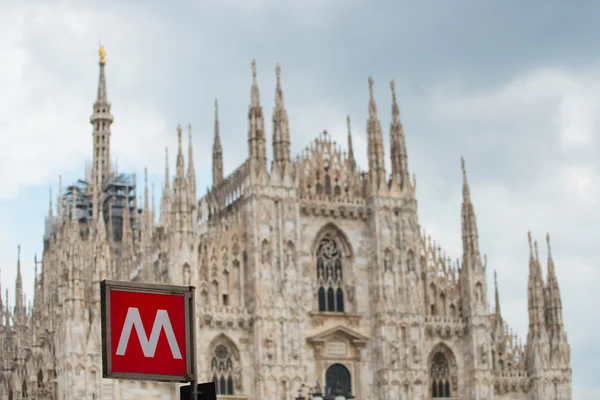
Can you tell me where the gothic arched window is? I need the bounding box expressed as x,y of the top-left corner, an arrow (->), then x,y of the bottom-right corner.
211,344 -> 236,395
431,352 -> 451,398
316,237 -> 345,312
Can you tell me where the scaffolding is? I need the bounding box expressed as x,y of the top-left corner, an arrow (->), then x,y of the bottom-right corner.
51,172 -> 138,242
102,173 -> 137,242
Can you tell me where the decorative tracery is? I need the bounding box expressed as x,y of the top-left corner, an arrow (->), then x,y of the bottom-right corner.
296,130 -> 363,200
316,237 -> 345,312
211,344 -> 235,395
431,352 -> 451,398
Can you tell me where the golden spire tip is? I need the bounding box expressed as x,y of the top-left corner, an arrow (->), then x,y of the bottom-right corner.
99,45 -> 106,65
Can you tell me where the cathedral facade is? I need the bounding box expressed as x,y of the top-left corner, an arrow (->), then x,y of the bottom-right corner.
0,50 -> 572,400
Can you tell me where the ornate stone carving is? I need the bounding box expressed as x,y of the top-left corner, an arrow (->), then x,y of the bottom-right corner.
266,332 -> 276,355
412,343 -> 421,363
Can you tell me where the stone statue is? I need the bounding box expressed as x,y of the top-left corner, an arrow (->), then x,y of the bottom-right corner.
290,338 -> 299,360
285,243 -> 295,269
261,241 -> 271,265
347,282 -> 355,302
383,271 -> 395,305
412,343 -> 421,363
480,344 -> 488,364
475,284 -> 482,303
233,368 -> 242,390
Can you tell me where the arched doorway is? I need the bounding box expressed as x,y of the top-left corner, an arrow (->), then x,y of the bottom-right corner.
325,363 -> 351,397
431,352 -> 451,398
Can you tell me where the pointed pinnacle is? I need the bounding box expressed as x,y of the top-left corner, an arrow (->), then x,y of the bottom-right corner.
49,188 -> 53,216
368,77 -> 378,118
546,232 -> 553,258
461,157 -> 471,198
251,59 -> 257,79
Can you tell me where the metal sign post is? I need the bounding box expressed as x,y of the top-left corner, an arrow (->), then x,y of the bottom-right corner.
189,285 -> 198,400
180,382 -> 216,399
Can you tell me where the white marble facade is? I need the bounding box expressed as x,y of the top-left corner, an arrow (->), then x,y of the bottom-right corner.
0,50 -> 572,400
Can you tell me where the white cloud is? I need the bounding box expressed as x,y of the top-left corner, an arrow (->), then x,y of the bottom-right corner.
559,164 -> 598,206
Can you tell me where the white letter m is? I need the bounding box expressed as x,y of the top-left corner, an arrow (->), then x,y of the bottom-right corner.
115,307 -> 182,359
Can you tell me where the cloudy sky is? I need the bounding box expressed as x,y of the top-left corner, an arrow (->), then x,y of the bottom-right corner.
1,0 -> 598,397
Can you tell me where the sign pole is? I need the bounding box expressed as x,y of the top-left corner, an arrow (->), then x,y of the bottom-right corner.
189,285 -> 198,400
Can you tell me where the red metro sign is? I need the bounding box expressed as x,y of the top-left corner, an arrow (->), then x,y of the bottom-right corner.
101,281 -> 196,382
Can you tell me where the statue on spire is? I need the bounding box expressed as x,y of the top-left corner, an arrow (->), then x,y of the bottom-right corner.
99,45 -> 106,65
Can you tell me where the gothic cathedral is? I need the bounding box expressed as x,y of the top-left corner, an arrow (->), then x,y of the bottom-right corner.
0,49 -> 572,399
